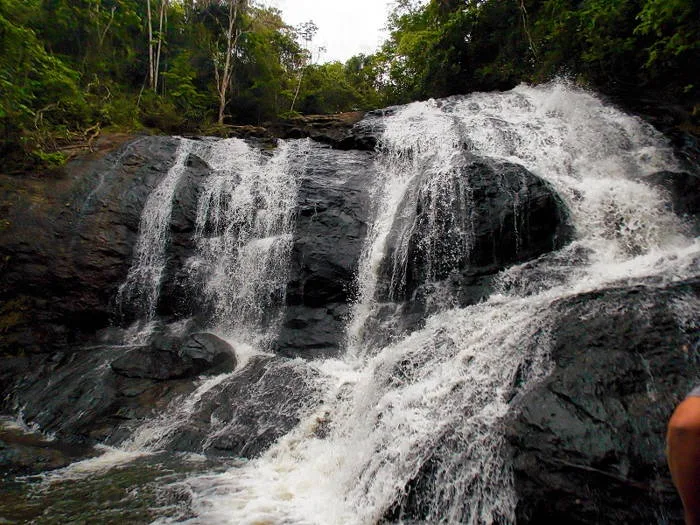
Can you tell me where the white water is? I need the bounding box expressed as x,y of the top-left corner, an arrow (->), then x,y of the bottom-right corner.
87,138 -> 312,463
118,140 -> 194,318
118,137 -> 309,343
168,82 -> 700,524
189,138 -> 310,348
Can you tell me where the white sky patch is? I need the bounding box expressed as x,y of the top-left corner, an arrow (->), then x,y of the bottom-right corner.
261,0 -> 395,63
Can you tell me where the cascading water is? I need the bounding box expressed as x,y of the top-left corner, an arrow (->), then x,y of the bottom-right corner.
15,82 -> 696,524
117,139 -> 195,320
117,137 -> 309,343
189,138 -> 309,347
168,82 -> 700,524
107,137 -> 312,456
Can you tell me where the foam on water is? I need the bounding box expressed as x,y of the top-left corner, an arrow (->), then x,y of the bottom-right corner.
36,445 -> 153,483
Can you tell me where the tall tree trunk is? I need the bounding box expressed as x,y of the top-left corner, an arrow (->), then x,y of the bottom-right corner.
146,0 -> 155,90
154,0 -> 168,92
290,69 -> 304,113
215,0 -> 245,125
289,21 -> 317,113
517,0 -> 538,60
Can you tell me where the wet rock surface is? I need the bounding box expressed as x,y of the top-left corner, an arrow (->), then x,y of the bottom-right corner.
382,278 -> 699,525
0,136 -> 180,355
0,420 -> 97,475
269,112 -> 378,151
379,155 -> 573,305
111,332 -> 236,380
157,152 -> 211,320
0,135 -> 373,449
646,170 -> 700,234
1,329 -> 235,445
167,356 -> 320,457
366,155 -> 573,347
508,279 -> 700,525
275,146 -> 374,358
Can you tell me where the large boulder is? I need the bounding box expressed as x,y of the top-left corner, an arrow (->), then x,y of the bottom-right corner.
269,112 -> 378,151
3,330 -> 235,444
380,278 -> 698,524
379,155 -> 572,305
508,278 -> 700,524
111,332 -> 235,380
166,355 -> 320,457
365,154 -> 573,348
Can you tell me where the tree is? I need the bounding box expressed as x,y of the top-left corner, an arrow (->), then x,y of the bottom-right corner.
229,5 -> 305,122
209,0 -> 248,125
0,0 -> 84,166
146,0 -> 169,92
289,20 -> 317,113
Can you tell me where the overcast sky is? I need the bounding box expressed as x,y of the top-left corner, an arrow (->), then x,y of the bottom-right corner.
261,0 -> 395,63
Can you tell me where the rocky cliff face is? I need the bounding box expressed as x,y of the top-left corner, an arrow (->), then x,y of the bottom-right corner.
277,146 -> 373,358
0,137 -> 180,357
0,130 -> 570,445
0,95 -> 698,524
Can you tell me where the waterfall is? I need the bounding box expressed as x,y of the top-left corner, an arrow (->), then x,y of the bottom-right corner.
105,137 -> 313,456
117,139 -> 194,319
117,137 -> 309,347
173,82 -> 699,524
189,138 -> 310,347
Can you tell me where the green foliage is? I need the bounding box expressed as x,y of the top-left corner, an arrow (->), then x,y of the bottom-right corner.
374,0 -> 699,105
0,0 -> 86,168
296,62 -> 364,114
3,0 -> 694,174
0,0 -> 383,172
635,0 -> 700,74
230,6 -> 302,123
161,52 -> 213,126
31,149 -> 67,168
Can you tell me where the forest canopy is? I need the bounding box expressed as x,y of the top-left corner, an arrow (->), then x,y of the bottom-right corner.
1,0 -> 698,170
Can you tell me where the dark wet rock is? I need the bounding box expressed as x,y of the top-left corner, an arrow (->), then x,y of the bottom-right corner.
111,346 -> 188,380
269,112 -> 378,151
646,170 -> 700,234
613,96 -> 700,172
275,304 -> 350,359
169,153 -> 209,234
181,333 -> 234,367
0,136 -> 180,355
157,153 -> 211,319
379,155 -> 573,305
111,333 -> 235,380
364,155 -> 573,348
1,330 -> 234,445
0,421 -> 97,475
0,132 -> 375,362
167,356 -> 320,457
507,278 -> 700,525
274,146 -> 374,358
382,279 -> 698,524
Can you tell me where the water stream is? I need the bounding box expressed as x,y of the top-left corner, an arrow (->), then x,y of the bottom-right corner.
154,83 -> 698,524
7,82 -> 699,524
